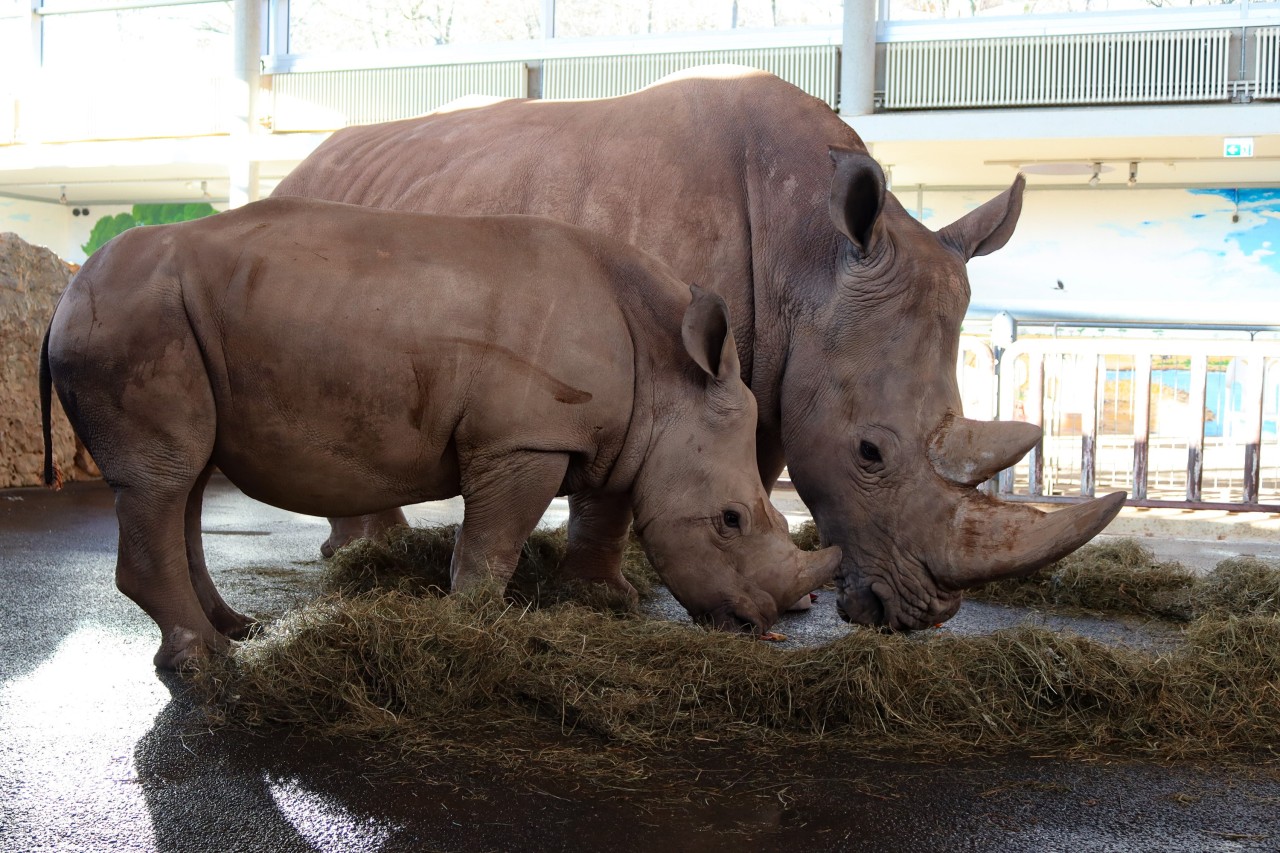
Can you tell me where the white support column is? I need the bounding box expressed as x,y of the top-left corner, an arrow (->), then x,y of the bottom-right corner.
230,0 -> 265,208
840,0 -> 877,117
26,0 -> 40,65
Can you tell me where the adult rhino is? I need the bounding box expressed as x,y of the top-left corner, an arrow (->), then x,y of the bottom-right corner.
42,198 -> 840,669
274,65 -> 1125,631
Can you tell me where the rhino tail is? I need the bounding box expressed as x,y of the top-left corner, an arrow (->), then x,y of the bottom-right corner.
40,324 -> 63,490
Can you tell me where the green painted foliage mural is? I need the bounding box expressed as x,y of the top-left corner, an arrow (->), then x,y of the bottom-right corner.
82,203 -> 217,256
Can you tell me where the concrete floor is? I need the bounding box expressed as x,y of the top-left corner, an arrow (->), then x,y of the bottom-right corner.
2,476 -> 1278,852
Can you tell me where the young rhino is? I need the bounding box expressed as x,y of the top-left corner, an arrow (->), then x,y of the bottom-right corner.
42,197 -> 840,670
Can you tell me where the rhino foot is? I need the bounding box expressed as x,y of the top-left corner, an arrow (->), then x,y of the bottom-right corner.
322,511 -> 410,558
563,576 -> 640,613
153,626 -> 226,672
212,607 -> 257,640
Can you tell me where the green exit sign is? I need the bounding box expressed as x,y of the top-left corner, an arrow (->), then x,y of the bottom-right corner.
1224,137 -> 1255,158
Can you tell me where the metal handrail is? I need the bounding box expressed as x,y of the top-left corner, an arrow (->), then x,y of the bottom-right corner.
992,337 -> 1280,512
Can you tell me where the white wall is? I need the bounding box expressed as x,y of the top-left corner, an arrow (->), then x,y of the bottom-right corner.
0,198 -> 73,261
0,199 -> 215,265
921,186 -> 1280,327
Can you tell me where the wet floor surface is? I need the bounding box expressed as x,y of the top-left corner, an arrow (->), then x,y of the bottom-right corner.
2,477 -> 1278,852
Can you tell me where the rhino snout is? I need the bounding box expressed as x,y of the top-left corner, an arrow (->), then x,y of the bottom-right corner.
835,576 -> 887,627
696,596 -> 777,636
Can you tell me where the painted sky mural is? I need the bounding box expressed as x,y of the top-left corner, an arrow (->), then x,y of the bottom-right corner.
924,186 -> 1280,326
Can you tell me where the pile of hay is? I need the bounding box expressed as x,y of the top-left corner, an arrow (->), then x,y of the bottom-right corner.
970,539 -> 1280,621
193,595 -> 1280,765
323,523 -> 659,610
187,525 -> 1280,778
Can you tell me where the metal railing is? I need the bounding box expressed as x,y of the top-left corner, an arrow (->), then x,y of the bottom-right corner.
883,28 -> 1232,109
540,45 -> 838,106
1258,26 -> 1280,100
979,337 -> 1280,512
3,8 -> 1277,143
268,62 -> 529,132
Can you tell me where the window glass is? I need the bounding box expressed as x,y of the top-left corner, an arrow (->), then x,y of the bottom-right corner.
39,2 -> 234,75
886,0 -> 1237,21
288,0 -> 542,53
1,14 -> 26,94
554,0 -> 841,37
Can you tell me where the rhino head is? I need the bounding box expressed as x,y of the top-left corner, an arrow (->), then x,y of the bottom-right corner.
633,285 -> 842,633
780,148 -> 1125,631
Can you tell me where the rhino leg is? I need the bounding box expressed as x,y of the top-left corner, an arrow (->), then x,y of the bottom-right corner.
115,484 -> 225,670
450,452 -> 571,593
755,426 -> 787,495
184,464 -> 254,639
558,491 -> 639,606
321,509 -> 408,558
55,295 -> 223,669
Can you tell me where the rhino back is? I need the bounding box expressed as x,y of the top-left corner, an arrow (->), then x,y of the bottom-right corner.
273,68 -> 864,427
168,200 -> 662,510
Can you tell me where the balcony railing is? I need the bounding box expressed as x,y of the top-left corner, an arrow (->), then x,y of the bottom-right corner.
1,7 -> 1276,143
883,29 -> 1233,109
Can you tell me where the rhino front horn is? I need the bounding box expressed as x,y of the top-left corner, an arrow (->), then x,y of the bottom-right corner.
929,415 -> 1042,486
942,490 -> 1126,589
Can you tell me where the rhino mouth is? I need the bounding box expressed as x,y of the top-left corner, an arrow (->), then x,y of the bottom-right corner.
697,601 -> 768,635
835,561 -> 962,631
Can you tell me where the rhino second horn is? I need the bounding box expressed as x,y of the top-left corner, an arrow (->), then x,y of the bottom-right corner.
782,545 -> 841,607
941,490 -> 1127,589
929,416 -> 1043,486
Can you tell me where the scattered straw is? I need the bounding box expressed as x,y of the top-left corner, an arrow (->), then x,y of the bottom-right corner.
324,524 -> 659,611
971,539 -> 1280,621
184,528 -> 1280,781
190,591 -> 1280,773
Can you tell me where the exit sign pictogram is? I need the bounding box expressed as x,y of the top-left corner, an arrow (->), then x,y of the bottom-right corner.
1224,137 -> 1255,158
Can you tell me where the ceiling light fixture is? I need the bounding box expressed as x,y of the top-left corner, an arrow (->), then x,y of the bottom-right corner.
1128,161 -> 1138,188
1088,163 -> 1101,187
200,180 -> 210,199
1018,162 -> 1100,176
59,186 -> 67,204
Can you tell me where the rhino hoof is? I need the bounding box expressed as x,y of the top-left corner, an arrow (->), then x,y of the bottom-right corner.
213,608 -> 257,640
153,627 -> 223,672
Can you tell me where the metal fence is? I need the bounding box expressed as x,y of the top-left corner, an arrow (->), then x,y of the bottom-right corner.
541,45 -> 839,107
268,62 -> 529,132
883,28 -> 1232,109
1258,26 -> 1280,100
960,336 -> 1280,512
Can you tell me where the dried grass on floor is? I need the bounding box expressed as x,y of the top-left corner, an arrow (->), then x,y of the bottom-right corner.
969,539 -> 1280,621
324,524 -> 659,610
187,526 -> 1280,778
191,598 -> 1280,772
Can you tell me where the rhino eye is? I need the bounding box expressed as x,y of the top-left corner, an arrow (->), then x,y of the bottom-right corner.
722,509 -> 741,529
859,440 -> 882,463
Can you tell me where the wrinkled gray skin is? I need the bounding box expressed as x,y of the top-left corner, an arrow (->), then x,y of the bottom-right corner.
275,66 -> 1125,631
41,198 -> 839,669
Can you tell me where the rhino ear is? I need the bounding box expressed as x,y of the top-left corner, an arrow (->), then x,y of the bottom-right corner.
828,147 -> 886,255
681,284 -> 740,383
936,173 -> 1025,260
